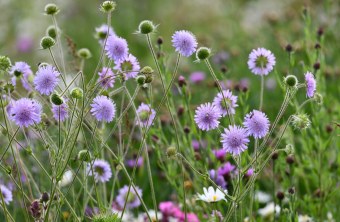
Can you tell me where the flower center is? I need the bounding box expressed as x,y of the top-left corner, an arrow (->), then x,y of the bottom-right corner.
94,166 -> 104,176
139,110 -> 151,121
221,98 -> 231,110
121,61 -> 133,71
255,55 -> 268,68
125,192 -> 136,203
14,70 -> 22,77
98,31 -> 107,39
212,195 -> 217,201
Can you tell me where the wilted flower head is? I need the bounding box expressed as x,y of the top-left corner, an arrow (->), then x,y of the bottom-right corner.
213,90 -> 238,117
304,71 -> 316,98
194,103 -> 221,131
221,125 -> 249,155
114,54 -> 140,80
9,61 -> 33,91
292,114 -> 311,130
171,30 -> 197,57
90,96 -> 116,122
87,159 -> 112,183
98,67 -> 115,89
95,24 -> 115,45
197,186 -> 226,203
105,35 -> 129,61
247,48 -> 276,76
8,98 -> 42,127
52,101 -> 68,122
116,185 -> 142,209
0,185 -> 13,205
34,64 -> 60,95
136,103 -> 156,128
243,110 -> 270,139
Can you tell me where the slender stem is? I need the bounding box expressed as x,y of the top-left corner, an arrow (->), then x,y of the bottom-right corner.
260,75 -> 264,110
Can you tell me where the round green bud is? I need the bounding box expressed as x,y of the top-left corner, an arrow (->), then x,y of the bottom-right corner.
50,93 -> 64,105
292,114 -> 311,130
40,36 -> 55,49
145,75 -> 153,84
44,3 -> 59,15
196,47 -> 211,60
284,75 -> 298,87
100,1 -> 116,13
166,146 -> 177,158
284,144 -> 294,155
77,48 -> 92,59
314,93 -> 323,105
38,62 -> 50,68
140,66 -> 154,75
0,55 -> 11,71
70,87 -> 83,99
77,150 -> 91,162
136,75 -> 146,85
46,26 -> 57,39
138,20 -> 155,34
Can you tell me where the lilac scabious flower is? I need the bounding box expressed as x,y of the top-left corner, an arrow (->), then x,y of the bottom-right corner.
0,185 -> 13,205
95,24 -> 115,45
116,185 -> 142,209
209,169 -> 227,189
191,139 -> 206,151
189,71 -> 206,84
218,162 -> 236,181
9,61 -> 33,91
114,54 -> 140,80
105,35 -> 129,62
9,98 -> 42,127
87,159 -> 112,183
136,103 -> 156,128
213,90 -> 238,117
52,102 -> 68,122
194,103 -> 221,131
305,71 -> 316,98
98,67 -> 115,89
213,149 -> 227,162
90,96 -> 116,123
247,48 -> 276,76
221,125 -> 249,155
34,65 -> 60,95
171,30 -> 197,57
243,110 -> 270,139
245,168 -> 254,177
126,157 -> 144,168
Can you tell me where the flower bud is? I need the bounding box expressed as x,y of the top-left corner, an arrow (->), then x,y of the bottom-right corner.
46,26 -> 57,39
0,55 -> 11,71
166,146 -> 177,158
276,191 -> 285,200
40,192 -> 49,203
288,187 -> 295,195
77,48 -> 92,59
292,114 -> 311,130
178,75 -> 186,87
284,75 -> 298,88
100,1 -> 116,13
157,37 -> 163,45
138,20 -> 155,34
285,44 -> 293,52
70,87 -> 83,99
50,93 -> 64,105
140,66 -> 154,75
78,150 -> 91,162
40,36 -> 55,49
145,75 -> 153,84
44,3 -> 59,15
136,75 -> 146,85
196,47 -> 211,60
314,93 -> 323,105
284,144 -> 294,155
286,155 -> 295,165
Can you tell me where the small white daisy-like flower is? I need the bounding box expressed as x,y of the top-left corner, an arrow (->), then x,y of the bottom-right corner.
197,186 -> 226,203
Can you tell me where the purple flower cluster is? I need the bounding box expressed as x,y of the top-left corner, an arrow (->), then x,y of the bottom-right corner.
221,125 -> 249,155
8,98 -> 42,127
114,54 -> 140,80
9,61 -> 33,91
194,103 -> 221,131
90,96 -> 116,123
248,48 -> 276,76
34,65 -> 60,95
305,71 -> 316,98
209,162 -> 237,189
213,90 -> 238,116
95,24 -> 115,45
98,67 -> 115,89
52,101 -> 68,122
159,201 -> 199,222
243,110 -> 270,139
0,185 -> 13,205
105,35 -> 129,62
116,185 -> 142,209
87,159 -> 112,183
172,30 -> 197,57
136,103 -> 156,128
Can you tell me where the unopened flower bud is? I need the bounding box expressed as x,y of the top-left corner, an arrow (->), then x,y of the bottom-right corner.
276,191 -> 285,200
78,150 -> 91,162
196,47 -> 211,60
50,93 -> 64,105
41,192 -> 49,203
285,144 -> 294,155
292,114 -> 311,130
314,93 -> 323,105
286,155 -> 295,165
285,44 -> 293,52
284,75 -> 298,88
70,87 -> 83,99
140,66 -> 154,75
40,36 -> 55,49
136,75 -> 146,85
178,75 -> 186,87
0,55 -> 11,71
138,20 -> 155,34
44,3 -> 59,15
46,26 -> 57,39
166,146 -> 177,158
77,48 -> 92,59
100,1 -> 116,13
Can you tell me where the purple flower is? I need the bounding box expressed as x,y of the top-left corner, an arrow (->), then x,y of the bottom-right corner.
114,54 -> 140,80
171,30 -> 197,57
213,149 -> 227,161
126,157 -> 143,168
305,71 -> 316,98
116,185 -> 142,209
90,96 -> 116,123
213,90 -> 238,117
243,110 -> 270,139
95,24 -> 115,45
0,185 -> 13,205
245,168 -> 254,177
34,65 -> 60,95
212,51 -> 230,65
209,169 -> 227,189
194,103 -> 221,131
16,36 -> 34,53
98,67 -> 115,89
136,103 -> 156,128
8,98 -> 42,127
105,35 -> 129,62
218,162 -> 236,178
9,61 -> 33,91
87,159 -> 112,183
52,102 -> 68,122
247,48 -> 276,76
189,71 -> 206,84
221,125 -> 249,155
191,139 -> 206,151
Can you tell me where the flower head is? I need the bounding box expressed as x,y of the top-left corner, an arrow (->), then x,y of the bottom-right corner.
9,98 -> 42,127
105,35 -> 129,61
114,54 -> 140,80
189,71 -> 206,84
87,159 -> 112,183
194,103 -> 221,131
98,67 -> 115,89
95,24 -> 115,45
221,125 -> 249,155
34,65 -> 60,95
0,185 -> 13,205
171,30 -> 197,57
213,90 -> 238,117
305,71 -> 316,98
52,101 -> 68,122
209,170 -> 227,189
197,186 -> 226,203
116,185 -> 142,209
217,162 -> 236,179
136,103 -> 156,128
90,96 -> 116,123
247,48 -> 276,76
9,61 -> 33,91
243,110 -> 270,139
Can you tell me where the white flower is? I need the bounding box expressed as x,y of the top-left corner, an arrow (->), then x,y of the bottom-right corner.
255,190 -> 271,203
197,186 -> 226,203
258,202 -> 280,217
298,214 -> 313,222
59,170 -> 74,187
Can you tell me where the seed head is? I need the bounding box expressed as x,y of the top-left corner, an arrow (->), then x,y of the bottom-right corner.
40,36 -> 55,49
100,1 -> 116,13
284,75 -> 298,88
196,47 -> 211,60
44,3 -> 59,15
138,20 -> 155,34
77,48 -> 92,59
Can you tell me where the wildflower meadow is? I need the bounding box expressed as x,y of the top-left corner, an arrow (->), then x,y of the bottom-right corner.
0,0 -> 339,221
